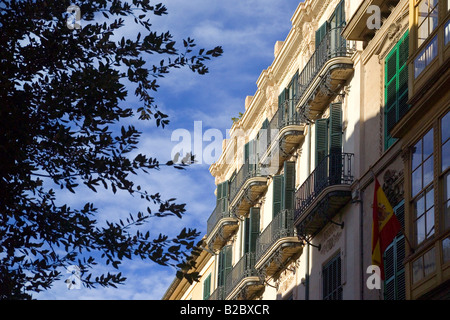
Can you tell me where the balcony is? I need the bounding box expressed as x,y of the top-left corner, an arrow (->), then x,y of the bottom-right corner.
208,286 -> 225,301
294,153 -> 354,238
342,0 -> 401,41
206,198 -> 239,251
296,26 -> 355,120
255,209 -> 303,279
225,252 -> 264,300
229,161 -> 268,217
259,107 -> 305,175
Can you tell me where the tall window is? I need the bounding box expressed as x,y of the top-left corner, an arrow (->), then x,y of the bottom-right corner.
415,0 -> 440,77
442,112 -> 450,230
322,253 -> 342,300
384,202 -> 406,300
385,32 -> 409,149
418,0 -> 439,47
411,128 -> 435,245
203,274 -> 211,300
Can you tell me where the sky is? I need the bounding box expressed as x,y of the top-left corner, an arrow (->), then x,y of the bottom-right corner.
35,0 -> 302,300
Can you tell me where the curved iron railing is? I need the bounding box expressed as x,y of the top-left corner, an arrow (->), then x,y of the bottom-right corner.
255,209 -> 295,263
225,252 -> 258,298
207,198 -> 232,236
229,159 -> 266,205
296,26 -> 355,110
294,152 -> 354,221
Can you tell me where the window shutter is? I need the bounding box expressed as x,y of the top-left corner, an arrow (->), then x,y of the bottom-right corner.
329,103 -> 342,155
383,201 -> 406,300
244,141 -> 250,165
244,216 -> 250,254
222,181 -> 229,214
315,118 -> 328,167
218,245 -> 232,287
283,161 -> 296,211
216,181 -> 229,215
272,175 -> 284,218
316,21 -> 329,49
248,207 -> 260,253
203,274 -> 211,300
216,183 -> 222,205
385,31 -> 409,150
224,245 -> 232,283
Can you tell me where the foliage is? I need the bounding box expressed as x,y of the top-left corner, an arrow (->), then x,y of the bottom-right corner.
0,0 -> 222,299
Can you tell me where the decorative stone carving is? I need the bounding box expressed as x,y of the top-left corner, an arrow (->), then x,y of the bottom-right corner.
320,223 -> 343,255
382,169 -> 404,207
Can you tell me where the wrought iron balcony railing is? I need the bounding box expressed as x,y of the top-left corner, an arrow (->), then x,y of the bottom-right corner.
229,159 -> 266,205
208,286 -> 225,301
225,252 -> 259,298
255,209 -> 295,263
296,25 -> 355,112
294,152 -> 354,221
207,198 -> 231,236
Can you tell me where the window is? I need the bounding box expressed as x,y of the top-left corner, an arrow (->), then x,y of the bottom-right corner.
414,35 -> 438,78
385,32 -> 410,149
445,20 -> 450,45
418,0 -> 439,47
216,181 -> 229,216
203,274 -> 211,300
322,253 -> 342,300
412,129 -> 435,246
412,247 -> 436,283
272,161 -> 296,218
384,202 -> 406,300
442,112 -> 450,230
217,245 -> 232,288
443,236 -> 450,263
243,207 -> 260,254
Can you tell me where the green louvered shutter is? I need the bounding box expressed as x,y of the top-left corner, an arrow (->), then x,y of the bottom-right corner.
217,181 -> 229,215
383,201 -> 406,300
316,21 -> 329,50
218,245 -> 232,287
244,216 -> 250,254
247,207 -> 260,254
283,161 -> 296,211
385,31 -> 409,150
203,274 -> 211,300
329,103 -> 343,185
272,175 -> 284,218
329,103 -> 342,155
315,118 -> 329,189
315,118 -> 328,167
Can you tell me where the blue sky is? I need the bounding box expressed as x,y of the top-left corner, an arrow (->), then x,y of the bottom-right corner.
35,0 -> 302,300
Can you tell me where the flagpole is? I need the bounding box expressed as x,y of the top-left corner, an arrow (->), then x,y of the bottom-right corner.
369,167 -> 414,253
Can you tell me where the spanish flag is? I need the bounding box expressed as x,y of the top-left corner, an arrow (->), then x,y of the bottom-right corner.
371,177 -> 402,280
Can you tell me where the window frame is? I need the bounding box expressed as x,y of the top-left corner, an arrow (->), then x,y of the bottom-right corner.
322,252 -> 343,300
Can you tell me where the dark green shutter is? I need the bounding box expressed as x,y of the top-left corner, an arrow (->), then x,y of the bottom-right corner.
283,161 -> 296,210
244,216 -> 250,254
217,181 -> 229,215
247,207 -> 260,253
316,21 -> 329,49
383,201 -> 406,300
329,103 -> 342,184
203,274 -> 211,300
272,175 -> 284,218
329,103 -> 342,155
315,118 -> 328,167
218,245 -> 232,287
244,141 -> 250,165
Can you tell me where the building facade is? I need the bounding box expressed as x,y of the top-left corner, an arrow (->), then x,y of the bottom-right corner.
162,0 -> 450,300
